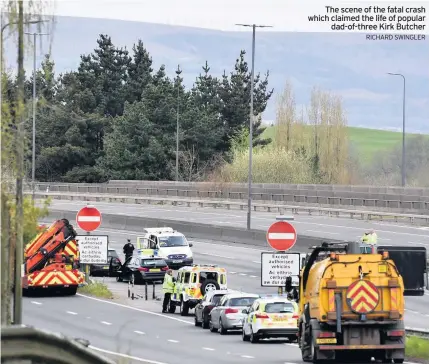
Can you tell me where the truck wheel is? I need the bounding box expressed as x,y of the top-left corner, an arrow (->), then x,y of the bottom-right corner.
200,279 -> 219,295
393,360 -> 404,363
202,313 -> 209,329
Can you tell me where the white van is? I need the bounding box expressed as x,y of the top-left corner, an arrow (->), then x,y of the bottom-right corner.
136,227 -> 194,269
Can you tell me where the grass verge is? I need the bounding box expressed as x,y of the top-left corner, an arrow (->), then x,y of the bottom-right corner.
78,282 -> 114,299
406,335 -> 429,362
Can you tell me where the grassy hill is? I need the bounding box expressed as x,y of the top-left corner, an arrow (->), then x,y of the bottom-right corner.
262,126 -> 428,164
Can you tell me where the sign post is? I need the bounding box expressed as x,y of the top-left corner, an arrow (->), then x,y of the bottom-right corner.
262,220 -> 299,296
76,205 -> 102,282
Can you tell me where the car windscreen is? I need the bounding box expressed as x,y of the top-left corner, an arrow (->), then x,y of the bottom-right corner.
228,297 -> 257,307
158,235 -> 188,247
108,250 -> 118,258
265,302 -> 295,313
212,294 -> 224,304
158,235 -> 189,248
141,259 -> 167,267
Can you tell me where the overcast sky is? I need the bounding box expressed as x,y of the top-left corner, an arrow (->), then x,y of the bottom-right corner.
48,0 -> 428,33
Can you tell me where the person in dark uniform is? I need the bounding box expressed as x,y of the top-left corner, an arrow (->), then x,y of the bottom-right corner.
123,239 -> 135,260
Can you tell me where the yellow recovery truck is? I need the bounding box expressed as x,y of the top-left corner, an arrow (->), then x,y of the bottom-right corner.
297,241 -> 427,363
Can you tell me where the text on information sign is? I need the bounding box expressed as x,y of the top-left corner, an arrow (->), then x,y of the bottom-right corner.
261,252 -> 301,287
76,235 -> 108,264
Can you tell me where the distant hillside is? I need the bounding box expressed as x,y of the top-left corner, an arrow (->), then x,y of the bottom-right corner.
263,126 -> 429,164
4,15 -> 429,132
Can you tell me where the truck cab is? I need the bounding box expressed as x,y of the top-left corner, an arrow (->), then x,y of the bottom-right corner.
136,227 -> 193,269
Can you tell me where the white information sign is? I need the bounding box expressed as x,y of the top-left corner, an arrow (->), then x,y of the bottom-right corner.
76,235 -> 108,264
261,252 -> 301,287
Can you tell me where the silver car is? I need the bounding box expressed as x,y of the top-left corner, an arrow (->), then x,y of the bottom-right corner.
209,293 -> 259,334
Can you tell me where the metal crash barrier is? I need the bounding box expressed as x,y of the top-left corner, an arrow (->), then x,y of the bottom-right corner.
1,325 -> 115,364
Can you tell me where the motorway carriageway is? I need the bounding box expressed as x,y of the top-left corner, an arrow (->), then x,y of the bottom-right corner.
47,200 -> 429,246
31,223 -> 429,363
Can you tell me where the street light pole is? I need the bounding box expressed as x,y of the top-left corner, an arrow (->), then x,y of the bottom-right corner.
387,72 -> 406,187
25,31 -> 49,199
175,73 -> 180,182
236,23 -> 272,230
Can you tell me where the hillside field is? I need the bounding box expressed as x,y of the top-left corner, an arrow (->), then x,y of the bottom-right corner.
262,126 -> 428,164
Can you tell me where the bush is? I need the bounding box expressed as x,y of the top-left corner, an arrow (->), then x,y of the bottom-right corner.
78,282 -> 114,299
215,145 -> 316,184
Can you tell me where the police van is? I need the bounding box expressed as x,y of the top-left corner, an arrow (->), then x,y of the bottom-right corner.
136,227 -> 194,269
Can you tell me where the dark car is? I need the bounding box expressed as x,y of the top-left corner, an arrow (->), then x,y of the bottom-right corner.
116,256 -> 169,284
90,249 -> 121,277
194,289 -> 231,329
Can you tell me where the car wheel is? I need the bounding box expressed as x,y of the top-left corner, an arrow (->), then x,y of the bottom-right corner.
242,328 -> 250,341
209,318 -> 217,333
202,313 -> 209,329
219,319 -> 227,335
180,299 -> 189,316
250,328 -> 259,343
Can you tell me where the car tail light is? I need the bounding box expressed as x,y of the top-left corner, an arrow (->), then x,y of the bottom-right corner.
387,330 -> 404,337
138,267 -> 149,272
255,313 -> 269,319
225,308 -> 238,315
292,314 -> 299,319
161,266 -> 169,271
318,332 -> 336,338
207,305 -> 214,310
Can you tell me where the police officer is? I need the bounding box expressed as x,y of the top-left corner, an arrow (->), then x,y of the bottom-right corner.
369,229 -> 378,244
162,269 -> 175,313
123,239 -> 135,260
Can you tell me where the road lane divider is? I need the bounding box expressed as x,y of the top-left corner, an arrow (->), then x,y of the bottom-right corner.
88,345 -> 169,364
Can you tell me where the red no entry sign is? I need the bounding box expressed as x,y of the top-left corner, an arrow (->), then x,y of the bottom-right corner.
266,221 -> 297,251
76,206 -> 102,232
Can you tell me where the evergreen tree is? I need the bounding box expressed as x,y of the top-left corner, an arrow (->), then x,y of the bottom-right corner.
126,39 -> 153,104
219,50 -> 273,149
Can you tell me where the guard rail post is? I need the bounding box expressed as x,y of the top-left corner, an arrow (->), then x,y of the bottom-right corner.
145,282 -> 148,300
152,282 -> 156,300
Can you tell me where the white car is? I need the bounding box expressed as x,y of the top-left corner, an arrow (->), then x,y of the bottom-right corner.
242,296 -> 299,343
136,227 -> 193,269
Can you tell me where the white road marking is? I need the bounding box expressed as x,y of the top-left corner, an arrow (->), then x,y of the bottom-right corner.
134,330 -> 145,335
252,261 -> 260,264
249,275 -> 258,278
230,272 -> 237,274
241,355 -> 254,359
66,311 -> 77,315
306,229 -> 339,235
198,252 -> 235,259
101,321 -> 112,325
202,347 -> 215,351
76,294 -> 193,325
168,339 -> 179,343
89,345 -> 168,364
31,301 -> 42,305
239,273 -> 247,276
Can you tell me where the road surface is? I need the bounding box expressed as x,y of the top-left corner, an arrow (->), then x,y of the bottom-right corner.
46,200 -> 429,246
70,226 -> 429,330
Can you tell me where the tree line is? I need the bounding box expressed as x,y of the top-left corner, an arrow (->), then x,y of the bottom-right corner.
3,34 -> 273,182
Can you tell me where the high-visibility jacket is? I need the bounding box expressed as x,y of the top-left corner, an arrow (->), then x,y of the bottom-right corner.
361,234 -> 370,243
162,274 -> 174,293
369,233 -> 377,244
